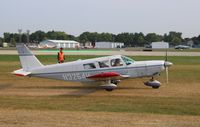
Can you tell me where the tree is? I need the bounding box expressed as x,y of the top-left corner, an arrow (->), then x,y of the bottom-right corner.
196,35 -> 200,45
145,33 -> 162,44
172,37 -> 182,45
79,32 -> 89,44
30,30 -> 46,43
163,31 -> 183,45
2,30 -> 196,47
0,37 -> 3,47
3,33 -> 10,43
21,34 -> 27,43
87,32 -> 98,42
56,31 -> 69,40
79,32 -> 115,43
98,33 -> 114,42
191,35 -> 200,46
115,33 -> 135,46
133,32 -> 146,46
46,31 -> 57,40
68,34 -> 77,41
46,31 -> 69,40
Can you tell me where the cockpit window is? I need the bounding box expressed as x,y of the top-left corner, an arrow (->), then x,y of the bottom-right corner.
98,60 -> 109,68
111,58 -> 123,67
83,63 -> 96,69
122,56 -> 134,65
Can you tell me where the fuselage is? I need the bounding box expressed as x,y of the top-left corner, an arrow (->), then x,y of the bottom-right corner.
29,55 -> 165,82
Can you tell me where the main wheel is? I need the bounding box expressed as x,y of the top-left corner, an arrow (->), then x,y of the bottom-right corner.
105,88 -> 114,92
111,80 -> 120,85
152,86 -> 160,89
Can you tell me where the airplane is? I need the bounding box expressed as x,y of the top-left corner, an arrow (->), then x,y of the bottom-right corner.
175,45 -> 191,49
13,43 -> 173,91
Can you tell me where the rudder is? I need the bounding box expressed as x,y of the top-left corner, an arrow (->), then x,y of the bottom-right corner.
16,43 -> 43,71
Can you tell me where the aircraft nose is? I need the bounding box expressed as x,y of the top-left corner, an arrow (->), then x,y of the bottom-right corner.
164,61 -> 173,67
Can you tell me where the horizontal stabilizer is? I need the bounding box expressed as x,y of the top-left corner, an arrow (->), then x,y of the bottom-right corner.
12,69 -> 31,76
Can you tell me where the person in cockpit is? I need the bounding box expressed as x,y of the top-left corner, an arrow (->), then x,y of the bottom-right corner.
113,59 -> 121,66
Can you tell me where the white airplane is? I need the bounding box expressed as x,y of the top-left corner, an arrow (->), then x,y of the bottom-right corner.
13,43 -> 173,91
175,45 -> 191,49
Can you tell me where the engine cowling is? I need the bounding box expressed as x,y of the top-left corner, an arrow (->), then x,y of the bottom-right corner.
101,84 -> 117,91
144,80 -> 161,89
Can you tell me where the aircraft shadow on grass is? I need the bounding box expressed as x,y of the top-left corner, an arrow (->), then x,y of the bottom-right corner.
0,83 -> 12,90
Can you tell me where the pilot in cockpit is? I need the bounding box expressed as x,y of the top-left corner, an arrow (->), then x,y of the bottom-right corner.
113,59 -> 121,66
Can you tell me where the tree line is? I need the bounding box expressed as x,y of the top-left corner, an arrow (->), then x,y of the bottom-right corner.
0,30 -> 200,47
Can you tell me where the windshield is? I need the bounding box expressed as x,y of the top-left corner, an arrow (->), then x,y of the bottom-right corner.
121,56 -> 134,65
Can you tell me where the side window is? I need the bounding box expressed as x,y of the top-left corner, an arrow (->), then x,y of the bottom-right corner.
98,60 -> 109,68
83,63 -> 96,69
111,58 -> 123,67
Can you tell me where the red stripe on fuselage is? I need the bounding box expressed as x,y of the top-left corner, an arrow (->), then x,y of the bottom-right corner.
87,72 -> 120,78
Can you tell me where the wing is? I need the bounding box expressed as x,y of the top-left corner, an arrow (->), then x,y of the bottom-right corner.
84,72 -> 130,91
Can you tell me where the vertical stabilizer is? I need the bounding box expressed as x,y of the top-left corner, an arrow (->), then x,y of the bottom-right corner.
16,43 -> 43,71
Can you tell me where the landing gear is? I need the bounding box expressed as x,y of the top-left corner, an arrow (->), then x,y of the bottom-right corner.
144,77 -> 161,89
111,80 -> 121,85
152,85 -> 160,89
101,80 -> 118,92
105,88 -> 114,92
104,80 -> 121,91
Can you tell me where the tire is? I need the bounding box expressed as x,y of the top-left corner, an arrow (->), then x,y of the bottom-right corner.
105,88 -> 114,92
152,86 -> 160,89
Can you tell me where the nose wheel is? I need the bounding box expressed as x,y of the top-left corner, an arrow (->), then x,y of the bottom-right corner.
144,77 -> 161,89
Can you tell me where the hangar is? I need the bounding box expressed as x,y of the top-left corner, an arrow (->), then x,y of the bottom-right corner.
151,42 -> 169,49
95,42 -> 124,48
39,40 -> 80,48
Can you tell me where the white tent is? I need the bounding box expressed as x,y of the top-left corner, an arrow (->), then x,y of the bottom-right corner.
95,42 -> 124,48
151,42 -> 169,49
39,40 -> 80,48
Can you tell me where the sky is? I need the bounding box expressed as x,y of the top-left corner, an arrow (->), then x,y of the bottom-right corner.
0,0 -> 200,38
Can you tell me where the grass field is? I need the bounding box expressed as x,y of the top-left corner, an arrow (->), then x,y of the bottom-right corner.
0,55 -> 200,127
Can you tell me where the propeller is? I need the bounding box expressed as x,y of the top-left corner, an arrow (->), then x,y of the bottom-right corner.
165,49 -> 168,61
164,49 -> 172,84
166,65 -> 169,84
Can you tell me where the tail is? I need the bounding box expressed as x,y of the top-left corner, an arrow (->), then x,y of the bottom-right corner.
16,43 -> 43,71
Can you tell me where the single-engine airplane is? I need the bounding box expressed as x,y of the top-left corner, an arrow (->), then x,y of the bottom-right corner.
13,43 -> 173,91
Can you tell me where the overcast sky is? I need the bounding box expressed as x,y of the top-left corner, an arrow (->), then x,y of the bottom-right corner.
0,0 -> 200,38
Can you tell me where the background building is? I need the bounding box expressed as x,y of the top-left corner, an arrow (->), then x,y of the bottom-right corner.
95,42 -> 124,48
151,42 -> 169,49
39,40 -> 80,48
3,42 -> 8,47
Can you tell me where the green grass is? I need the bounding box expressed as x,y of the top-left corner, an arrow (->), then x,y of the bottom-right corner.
0,55 -> 200,116
0,55 -> 200,65
0,96 -> 199,116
